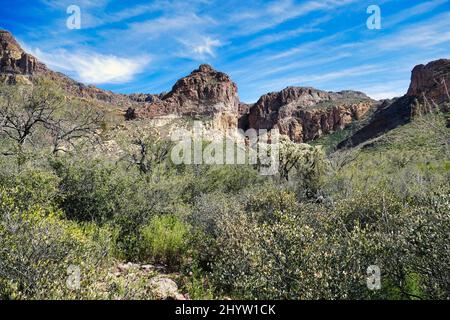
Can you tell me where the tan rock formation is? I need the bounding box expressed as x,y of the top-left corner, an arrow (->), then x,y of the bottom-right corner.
243,86 -> 374,142
133,64 -> 240,130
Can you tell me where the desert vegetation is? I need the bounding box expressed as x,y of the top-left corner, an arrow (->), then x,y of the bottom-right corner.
0,80 -> 449,300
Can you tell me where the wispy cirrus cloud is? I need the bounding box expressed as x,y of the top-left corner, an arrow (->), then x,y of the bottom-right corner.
383,0 -> 449,28
256,64 -> 389,90
193,38 -> 222,58
127,13 -> 216,38
40,0 -> 110,9
4,0 -> 448,101
228,0 -> 360,36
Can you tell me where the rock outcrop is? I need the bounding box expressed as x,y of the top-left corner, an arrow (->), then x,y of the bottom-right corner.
132,64 -> 240,129
338,58 -> 450,148
407,59 -> 450,104
241,87 -> 374,142
0,30 -> 47,75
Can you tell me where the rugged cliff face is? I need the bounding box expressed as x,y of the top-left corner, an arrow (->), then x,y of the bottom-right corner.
0,30 -> 47,76
338,59 -> 450,149
407,59 -> 450,104
241,86 -> 374,142
132,64 -> 240,130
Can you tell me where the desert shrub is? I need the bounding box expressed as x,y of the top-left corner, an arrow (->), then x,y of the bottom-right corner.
181,263 -> 215,300
190,191 -> 245,236
243,184 -> 298,222
52,157 -> 192,260
119,131 -> 174,175
400,186 -> 450,299
0,168 -> 61,212
0,187 -> 113,299
200,165 -> 263,194
179,164 -> 263,203
139,215 -> 190,266
52,159 -> 128,223
195,179 -> 449,300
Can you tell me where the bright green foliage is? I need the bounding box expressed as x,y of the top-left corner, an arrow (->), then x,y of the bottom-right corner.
140,215 -> 190,266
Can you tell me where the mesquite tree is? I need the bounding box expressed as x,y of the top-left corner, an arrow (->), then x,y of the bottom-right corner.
0,79 -> 103,158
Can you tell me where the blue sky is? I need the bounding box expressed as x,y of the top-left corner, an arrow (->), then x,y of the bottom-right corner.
1,0 -> 449,102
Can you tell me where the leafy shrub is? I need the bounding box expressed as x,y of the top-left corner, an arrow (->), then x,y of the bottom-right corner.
140,215 -> 190,266
0,187 -> 113,299
0,169 -> 61,211
194,179 -> 449,299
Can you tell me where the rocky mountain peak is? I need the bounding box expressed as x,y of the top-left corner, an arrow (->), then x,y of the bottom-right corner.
0,29 -> 46,75
407,59 -> 450,104
194,64 -> 215,73
134,64 -> 240,129
0,30 -> 22,57
338,58 -> 450,149
165,64 -> 238,104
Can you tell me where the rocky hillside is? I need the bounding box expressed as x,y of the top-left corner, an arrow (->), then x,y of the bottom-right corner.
407,59 -> 450,105
338,59 -> 450,148
240,87 -> 374,143
127,64 -> 240,130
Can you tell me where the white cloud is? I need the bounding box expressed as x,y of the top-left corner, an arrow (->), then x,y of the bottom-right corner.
29,48 -> 150,84
193,38 -> 222,57
128,13 -> 216,38
360,80 -> 411,100
176,36 -> 223,60
367,91 -> 404,100
256,64 -> 388,90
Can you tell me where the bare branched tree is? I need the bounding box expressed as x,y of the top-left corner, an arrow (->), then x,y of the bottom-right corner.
120,130 -> 172,175
0,83 -> 63,146
44,107 -> 104,154
0,80 -> 104,156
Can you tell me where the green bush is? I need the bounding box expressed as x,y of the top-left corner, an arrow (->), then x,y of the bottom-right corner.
0,187 -> 113,299
193,179 -> 449,300
140,215 -> 190,266
0,169 -> 61,211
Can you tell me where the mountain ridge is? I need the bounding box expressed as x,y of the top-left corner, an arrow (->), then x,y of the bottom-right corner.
1,29 -> 448,145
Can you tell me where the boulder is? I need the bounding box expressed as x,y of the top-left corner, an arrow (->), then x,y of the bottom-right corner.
149,276 -> 186,300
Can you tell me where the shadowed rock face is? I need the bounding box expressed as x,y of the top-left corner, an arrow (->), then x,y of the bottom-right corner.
338,59 -> 450,149
241,86 -> 374,142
